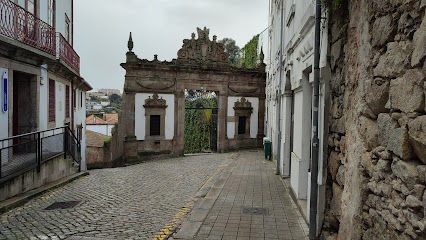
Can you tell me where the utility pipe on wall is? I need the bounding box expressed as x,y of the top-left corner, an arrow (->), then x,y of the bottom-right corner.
275,0 -> 284,175
309,0 -> 321,239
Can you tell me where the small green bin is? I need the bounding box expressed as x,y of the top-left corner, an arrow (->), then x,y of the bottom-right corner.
264,140 -> 271,159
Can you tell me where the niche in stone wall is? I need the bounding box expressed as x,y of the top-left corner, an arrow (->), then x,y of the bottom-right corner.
233,97 -> 252,138
143,93 -> 168,140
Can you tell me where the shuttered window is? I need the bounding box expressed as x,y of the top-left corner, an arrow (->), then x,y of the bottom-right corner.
49,79 -> 55,122
65,85 -> 70,118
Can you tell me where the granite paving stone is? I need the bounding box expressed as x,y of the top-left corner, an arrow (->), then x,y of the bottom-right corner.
0,154 -> 227,239
175,150 -> 308,240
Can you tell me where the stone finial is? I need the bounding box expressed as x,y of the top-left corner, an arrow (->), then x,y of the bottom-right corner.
213,35 -> 217,42
191,32 -> 196,40
197,26 -> 210,40
259,47 -> 265,63
128,32 -> 134,52
154,54 -> 158,61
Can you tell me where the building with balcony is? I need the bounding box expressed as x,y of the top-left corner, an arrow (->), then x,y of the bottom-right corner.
266,0 -> 330,237
0,0 -> 92,199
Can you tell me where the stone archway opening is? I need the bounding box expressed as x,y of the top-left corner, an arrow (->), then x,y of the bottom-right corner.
184,89 -> 218,154
118,27 -> 266,161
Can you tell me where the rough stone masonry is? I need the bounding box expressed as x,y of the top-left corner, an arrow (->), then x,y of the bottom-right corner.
323,0 -> 425,239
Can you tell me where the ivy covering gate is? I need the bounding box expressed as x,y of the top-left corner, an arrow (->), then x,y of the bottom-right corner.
184,97 -> 217,154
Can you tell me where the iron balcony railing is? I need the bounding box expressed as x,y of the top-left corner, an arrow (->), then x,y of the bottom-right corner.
0,0 -> 80,73
56,32 -> 80,73
0,126 -> 81,181
0,0 -> 56,55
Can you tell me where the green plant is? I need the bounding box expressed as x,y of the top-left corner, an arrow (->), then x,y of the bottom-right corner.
104,137 -> 112,147
184,97 -> 217,154
241,34 -> 259,68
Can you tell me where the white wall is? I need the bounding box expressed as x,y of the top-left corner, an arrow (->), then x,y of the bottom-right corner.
39,66 -> 48,131
0,68 -> 8,165
290,89 -> 303,197
267,0 -> 329,232
74,88 -> 87,170
135,93 -> 174,141
87,124 -> 114,136
55,0 -> 72,45
227,97 -> 259,139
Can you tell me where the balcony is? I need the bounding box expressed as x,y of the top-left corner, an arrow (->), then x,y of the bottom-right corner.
56,32 -> 80,73
0,0 -> 80,74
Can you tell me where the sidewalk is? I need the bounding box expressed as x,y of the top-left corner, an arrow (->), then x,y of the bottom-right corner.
173,150 -> 308,240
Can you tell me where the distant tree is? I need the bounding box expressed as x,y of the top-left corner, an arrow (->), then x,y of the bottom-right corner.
109,94 -> 121,104
218,38 -> 241,65
90,96 -> 100,102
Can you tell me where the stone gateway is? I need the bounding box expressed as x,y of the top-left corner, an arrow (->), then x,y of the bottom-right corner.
118,28 -> 266,161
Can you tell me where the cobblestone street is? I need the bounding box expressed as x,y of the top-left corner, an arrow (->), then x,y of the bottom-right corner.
0,150 -> 308,240
0,154 -> 228,240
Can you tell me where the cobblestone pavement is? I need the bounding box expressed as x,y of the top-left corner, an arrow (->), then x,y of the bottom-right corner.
173,150 -> 308,240
0,154 -> 228,240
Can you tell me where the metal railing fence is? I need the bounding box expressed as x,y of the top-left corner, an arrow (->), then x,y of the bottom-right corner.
56,32 -> 80,73
0,126 -> 81,181
0,0 -> 56,55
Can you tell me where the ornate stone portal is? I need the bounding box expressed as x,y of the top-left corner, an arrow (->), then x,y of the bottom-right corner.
119,27 -> 266,160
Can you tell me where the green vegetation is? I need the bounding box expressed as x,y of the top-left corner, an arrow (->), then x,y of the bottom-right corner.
184,97 -> 217,154
109,94 -> 121,104
241,34 -> 259,68
104,137 -> 111,147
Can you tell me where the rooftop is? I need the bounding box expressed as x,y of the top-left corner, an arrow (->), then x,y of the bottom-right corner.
86,130 -> 109,148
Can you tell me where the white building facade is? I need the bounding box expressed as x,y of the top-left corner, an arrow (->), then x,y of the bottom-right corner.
0,0 -> 91,170
266,0 -> 330,235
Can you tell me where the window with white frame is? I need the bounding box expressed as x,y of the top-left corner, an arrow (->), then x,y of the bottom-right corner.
48,0 -> 54,27
65,14 -> 70,42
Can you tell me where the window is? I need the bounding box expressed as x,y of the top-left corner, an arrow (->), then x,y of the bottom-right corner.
65,85 -> 70,118
65,14 -> 70,42
150,115 -> 161,136
27,0 -> 35,14
238,116 -> 246,135
48,0 -> 54,27
80,91 -> 83,108
18,0 -> 36,15
73,89 -> 76,109
77,124 -> 82,141
49,79 -> 55,122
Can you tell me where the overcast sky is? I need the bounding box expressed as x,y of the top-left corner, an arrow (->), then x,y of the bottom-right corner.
74,0 -> 269,91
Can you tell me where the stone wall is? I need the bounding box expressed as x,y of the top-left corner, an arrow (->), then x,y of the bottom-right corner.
323,0 -> 425,239
86,146 -> 104,169
0,154 -> 78,202
88,125 -> 124,169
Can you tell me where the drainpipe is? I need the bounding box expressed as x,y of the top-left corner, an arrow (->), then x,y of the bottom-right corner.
275,0 -> 284,175
71,78 -> 74,132
309,0 -> 321,239
71,0 -> 74,47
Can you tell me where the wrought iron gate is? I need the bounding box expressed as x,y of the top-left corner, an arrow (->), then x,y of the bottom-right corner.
184,107 -> 218,153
